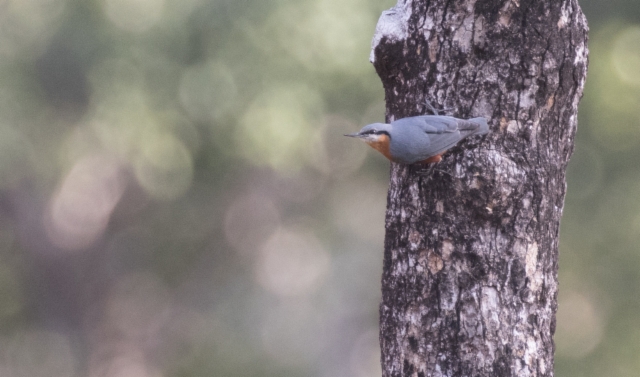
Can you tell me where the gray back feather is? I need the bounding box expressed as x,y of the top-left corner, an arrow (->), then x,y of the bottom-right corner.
387,115 -> 489,164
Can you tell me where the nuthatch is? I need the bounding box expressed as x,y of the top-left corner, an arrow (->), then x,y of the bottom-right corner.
345,109 -> 489,165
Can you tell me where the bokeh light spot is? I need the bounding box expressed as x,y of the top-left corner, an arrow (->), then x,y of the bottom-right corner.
583,23 -> 640,151
556,291 -> 605,358
133,133 -> 193,200
237,84 -> 323,170
612,26 -> 640,86
262,0 -> 374,73
45,155 -> 127,251
256,228 -> 330,297
0,0 -> 67,57
103,0 -> 164,33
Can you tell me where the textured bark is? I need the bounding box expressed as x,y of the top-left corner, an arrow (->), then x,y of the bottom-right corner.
371,0 -> 588,376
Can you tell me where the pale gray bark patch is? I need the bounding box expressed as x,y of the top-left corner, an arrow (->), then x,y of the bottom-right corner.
371,0 -> 588,376
370,1 -> 412,64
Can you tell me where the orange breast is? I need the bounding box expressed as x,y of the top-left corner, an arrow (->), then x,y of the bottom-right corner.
366,135 -> 394,161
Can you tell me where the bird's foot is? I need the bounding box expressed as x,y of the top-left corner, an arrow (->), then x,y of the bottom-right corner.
416,164 -> 436,177
416,166 -> 452,176
415,162 -> 452,184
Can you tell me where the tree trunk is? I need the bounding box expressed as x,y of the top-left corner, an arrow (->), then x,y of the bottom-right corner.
371,0 -> 588,376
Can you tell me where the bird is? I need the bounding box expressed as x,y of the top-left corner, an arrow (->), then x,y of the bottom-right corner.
345,108 -> 489,165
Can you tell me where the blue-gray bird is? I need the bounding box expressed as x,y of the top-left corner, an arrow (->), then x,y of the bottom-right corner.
345,114 -> 489,164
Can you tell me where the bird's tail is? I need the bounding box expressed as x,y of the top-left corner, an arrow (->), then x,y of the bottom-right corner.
468,117 -> 490,135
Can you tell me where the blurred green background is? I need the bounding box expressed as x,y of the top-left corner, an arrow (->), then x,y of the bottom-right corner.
0,0 -> 636,376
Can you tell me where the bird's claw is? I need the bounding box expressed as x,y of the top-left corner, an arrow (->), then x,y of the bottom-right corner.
415,163 -> 452,184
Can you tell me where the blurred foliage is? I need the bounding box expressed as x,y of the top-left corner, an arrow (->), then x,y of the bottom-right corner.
0,0 -> 636,376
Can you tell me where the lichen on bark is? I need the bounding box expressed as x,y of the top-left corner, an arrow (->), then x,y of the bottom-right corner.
371,0 -> 588,376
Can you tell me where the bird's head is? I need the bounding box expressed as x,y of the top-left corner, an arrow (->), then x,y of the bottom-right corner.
344,123 -> 391,144
344,123 -> 393,160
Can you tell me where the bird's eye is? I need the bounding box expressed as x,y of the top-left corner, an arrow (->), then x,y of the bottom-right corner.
362,129 -> 383,136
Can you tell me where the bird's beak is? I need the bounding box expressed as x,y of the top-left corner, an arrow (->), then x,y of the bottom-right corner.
344,132 -> 361,138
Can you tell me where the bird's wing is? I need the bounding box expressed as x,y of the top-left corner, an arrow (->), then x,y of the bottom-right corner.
425,118 -> 490,156
390,115 -> 489,162
455,118 -> 488,135
424,132 -> 466,157
392,115 -> 458,134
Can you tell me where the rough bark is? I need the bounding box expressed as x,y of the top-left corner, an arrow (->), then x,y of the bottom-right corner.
371,0 -> 588,376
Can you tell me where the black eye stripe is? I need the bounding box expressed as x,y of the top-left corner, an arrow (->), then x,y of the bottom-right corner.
363,130 -> 389,135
